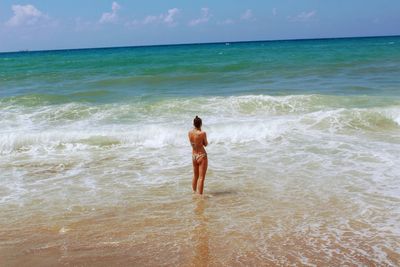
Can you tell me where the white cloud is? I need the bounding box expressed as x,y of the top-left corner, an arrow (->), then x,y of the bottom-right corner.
99,1 -> 121,24
272,8 -> 277,16
217,19 -> 234,25
136,8 -> 180,26
189,8 -> 211,26
6,4 -> 48,27
289,10 -> 317,22
163,8 -> 180,25
124,19 -> 140,27
143,15 -> 158,25
240,9 -> 253,21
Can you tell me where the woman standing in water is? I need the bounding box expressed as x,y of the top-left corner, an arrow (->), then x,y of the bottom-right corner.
189,116 -> 208,195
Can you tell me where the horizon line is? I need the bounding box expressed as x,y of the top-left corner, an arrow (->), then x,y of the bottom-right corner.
1,34 -> 399,54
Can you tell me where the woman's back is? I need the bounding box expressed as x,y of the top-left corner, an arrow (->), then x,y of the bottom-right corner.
189,129 -> 207,154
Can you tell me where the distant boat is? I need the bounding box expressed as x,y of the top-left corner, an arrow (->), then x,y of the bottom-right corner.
225,42 -> 230,46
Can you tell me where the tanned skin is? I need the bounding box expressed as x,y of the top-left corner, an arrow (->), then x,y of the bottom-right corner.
189,127 -> 208,194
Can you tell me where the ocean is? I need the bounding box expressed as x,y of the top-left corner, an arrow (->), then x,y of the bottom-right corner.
1,36 -> 399,265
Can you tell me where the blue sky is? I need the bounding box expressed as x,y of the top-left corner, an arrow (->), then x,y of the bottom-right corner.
0,0 -> 399,52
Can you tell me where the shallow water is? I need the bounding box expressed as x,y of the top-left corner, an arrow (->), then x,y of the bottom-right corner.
1,36 -> 400,266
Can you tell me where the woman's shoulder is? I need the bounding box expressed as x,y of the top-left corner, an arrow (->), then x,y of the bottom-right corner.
188,129 -> 197,137
199,131 -> 207,139
189,129 -> 206,136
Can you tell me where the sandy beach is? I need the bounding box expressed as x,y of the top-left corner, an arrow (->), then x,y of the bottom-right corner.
1,37 -> 400,266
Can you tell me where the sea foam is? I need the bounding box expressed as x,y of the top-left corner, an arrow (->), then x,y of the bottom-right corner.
1,94 -> 399,154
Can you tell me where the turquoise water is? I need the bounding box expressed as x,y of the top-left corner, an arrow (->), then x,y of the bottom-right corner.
1,36 -> 400,101
1,36 -> 400,265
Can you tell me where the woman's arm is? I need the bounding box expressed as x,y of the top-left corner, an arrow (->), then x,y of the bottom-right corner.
203,132 -> 208,147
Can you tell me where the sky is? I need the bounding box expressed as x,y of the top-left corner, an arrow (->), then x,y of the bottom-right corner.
0,0 -> 399,52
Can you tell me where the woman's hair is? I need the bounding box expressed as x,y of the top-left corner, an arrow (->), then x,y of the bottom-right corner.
193,116 -> 202,129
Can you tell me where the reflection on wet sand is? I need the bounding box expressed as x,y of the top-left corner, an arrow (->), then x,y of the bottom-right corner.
208,190 -> 236,197
192,198 -> 210,267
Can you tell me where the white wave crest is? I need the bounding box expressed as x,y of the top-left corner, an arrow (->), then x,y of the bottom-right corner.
1,95 -> 400,154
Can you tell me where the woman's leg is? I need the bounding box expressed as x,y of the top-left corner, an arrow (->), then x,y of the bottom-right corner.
192,160 -> 199,192
197,158 -> 208,194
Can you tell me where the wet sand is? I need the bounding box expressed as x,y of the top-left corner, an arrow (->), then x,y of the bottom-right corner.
1,180 -> 399,266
